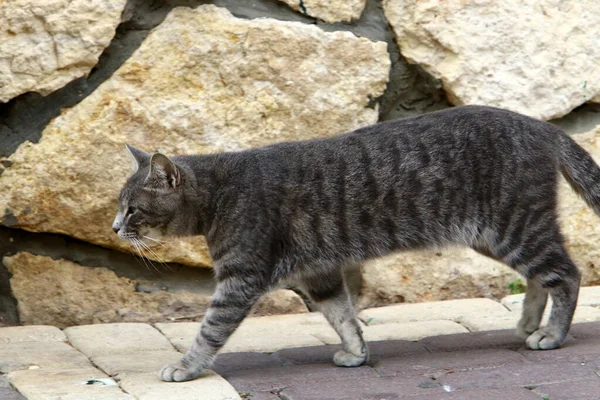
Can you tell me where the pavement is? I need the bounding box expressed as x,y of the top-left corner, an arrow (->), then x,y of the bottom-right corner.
2,287 -> 600,400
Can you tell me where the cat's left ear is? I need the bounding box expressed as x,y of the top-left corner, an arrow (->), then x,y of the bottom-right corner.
148,153 -> 181,189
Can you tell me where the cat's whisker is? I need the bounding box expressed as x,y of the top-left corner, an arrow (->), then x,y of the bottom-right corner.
143,235 -> 168,248
132,239 -> 163,275
138,239 -> 173,272
129,239 -> 153,273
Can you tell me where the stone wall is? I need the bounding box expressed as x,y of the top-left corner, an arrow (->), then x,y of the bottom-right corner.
1,0 -> 600,327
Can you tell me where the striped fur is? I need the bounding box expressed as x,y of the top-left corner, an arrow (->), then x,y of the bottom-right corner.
113,105 -> 597,382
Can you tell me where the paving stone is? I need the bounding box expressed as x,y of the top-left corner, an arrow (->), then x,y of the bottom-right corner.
373,349 -> 530,378
0,341 -> 91,373
518,332 -> 600,363
533,378 -> 600,400
439,362 -> 597,391
213,352 -> 282,375
458,312 -> 518,332
420,329 -> 525,353
366,340 -> 429,360
364,320 -> 468,342
65,323 -> 173,358
90,350 -> 182,377
502,286 -> 600,311
154,322 -> 200,353
157,314 -> 329,354
570,321 -> 600,339
358,299 -> 508,326
278,375 -> 446,400
0,387 -> 27,400
223,362 -> 380,393
402,388 -> 543,400
119,371 -> 241,400
0,326 -> 66,344
9,367 -> 134,400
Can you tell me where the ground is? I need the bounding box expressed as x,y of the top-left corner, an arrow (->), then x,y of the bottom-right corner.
2,289 -> 600,399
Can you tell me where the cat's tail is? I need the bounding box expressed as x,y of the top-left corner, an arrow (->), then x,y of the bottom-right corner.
558,129 -> 600,216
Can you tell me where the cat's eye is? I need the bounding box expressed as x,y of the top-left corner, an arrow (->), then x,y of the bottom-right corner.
127,206 -> 137,215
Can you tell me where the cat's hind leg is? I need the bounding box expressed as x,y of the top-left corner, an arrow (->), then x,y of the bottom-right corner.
515,278 -> 548,339
501,238 -> 580,350
301,269 -> 367,367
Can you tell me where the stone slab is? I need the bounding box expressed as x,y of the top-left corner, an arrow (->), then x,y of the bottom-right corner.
534,378 -> 600,400
363,320 -> 468,342
358,298 -> 509,326
0,387 -> 27,400
157,314 -> 333,354
400,389 -> 544,400
420,329 -> 525,353
439,362 -> 597,391
278,375 -> 447,400
8,367 -> 134,400
0,325 -> 66,343
223,363 -> 379,394
91,350 -> 182,377
373,348 -> 530,378
65,323 -> 173,358
502,286 -> 600,311
0,341 -> 91,373
119,371 -> 241,400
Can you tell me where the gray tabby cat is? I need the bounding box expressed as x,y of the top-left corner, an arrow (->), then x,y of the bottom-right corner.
112,105 -> 594,382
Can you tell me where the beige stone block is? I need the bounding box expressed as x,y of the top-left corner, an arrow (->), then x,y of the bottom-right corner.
358,298 -> 508,326
119,371 -> 241,400
0,4 -> 389,268
363,320 -> 468,342
0,325 -> 66,344
9,368 -> 133,400
459,313 -> 519,332
91,351 -> 182,377
157,314 -> 332,354
383,0 -> 600,120
65,323 -> 173,358
277,0 -> 366,22
0,342 -> 90,373
0,0 -> 128,102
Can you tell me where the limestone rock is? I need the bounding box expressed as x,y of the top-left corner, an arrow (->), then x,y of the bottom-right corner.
383,0 -> 600,120
0,5 -> 390,267
358,126 -> 600,309
3,252 -> 306,327
277,0 -> 366,23
357,248 -> 521,309
0,0 -> 127,103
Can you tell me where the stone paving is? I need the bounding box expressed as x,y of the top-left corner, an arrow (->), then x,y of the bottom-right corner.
2,287 -> 600,399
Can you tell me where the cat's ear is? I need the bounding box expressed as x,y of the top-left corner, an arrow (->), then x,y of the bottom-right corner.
148,153 -> 180,189
125,144 -> 150,173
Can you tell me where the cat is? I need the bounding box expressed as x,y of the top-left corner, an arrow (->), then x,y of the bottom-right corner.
112,105 -> 595,382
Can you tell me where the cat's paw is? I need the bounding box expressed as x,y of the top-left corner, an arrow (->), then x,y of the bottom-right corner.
516,317 -> 539,340
160,362 -> 203,382
525,328 -> 564,350
333,350 -> 367,367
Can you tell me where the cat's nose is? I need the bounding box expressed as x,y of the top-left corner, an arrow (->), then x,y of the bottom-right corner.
112,223 -> 121,234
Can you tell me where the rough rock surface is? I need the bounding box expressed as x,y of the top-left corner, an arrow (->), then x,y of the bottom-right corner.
383,0 -> 600,120
0,0 -> 127,103
277,0 -> 366,23
3,252 -> 307,327
0,5 -> 390,267
359,125 -> 600,309
358,248 -> 521,309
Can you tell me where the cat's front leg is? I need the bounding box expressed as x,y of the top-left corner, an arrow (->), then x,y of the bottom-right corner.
160,270 -> 267,382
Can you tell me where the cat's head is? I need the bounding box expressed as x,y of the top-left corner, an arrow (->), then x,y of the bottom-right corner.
112,144 -> 190,245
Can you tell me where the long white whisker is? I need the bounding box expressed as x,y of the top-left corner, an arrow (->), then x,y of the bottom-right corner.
142,235 -> 167,248
133,239 -> 162,275
138,239 -> 173,272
